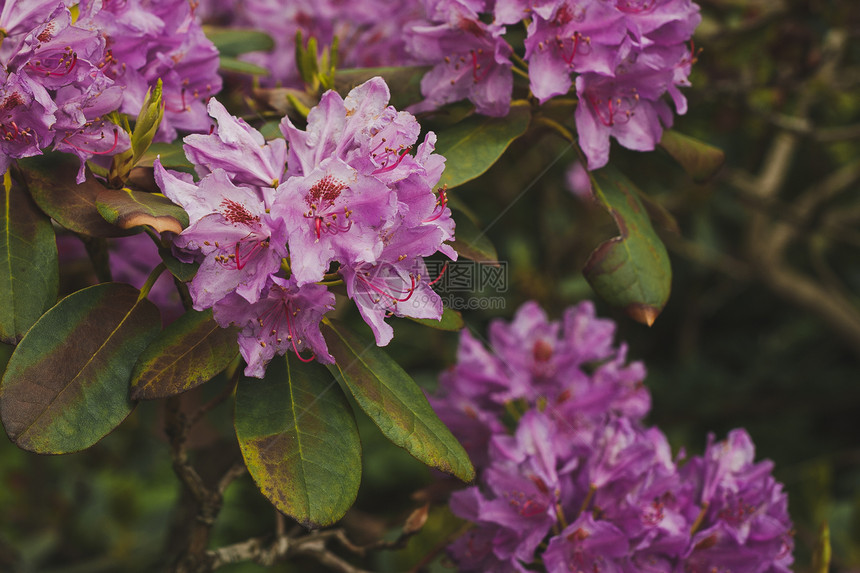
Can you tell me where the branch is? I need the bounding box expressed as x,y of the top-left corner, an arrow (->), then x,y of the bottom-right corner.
207,530 -> 372,573
206,505 -> 429,572
164,394 -> 244,573
759,265 -> 860,357
752,110 -> 860,143
766,157 -> 860,255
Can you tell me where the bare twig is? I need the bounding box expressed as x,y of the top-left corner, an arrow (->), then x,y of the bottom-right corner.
205,505 -> 429,573
760,265 -> 860,356
766,158 -> 860,256
725,29 -> 860,355
292,538 -> 373,573
752,110 -> 860,143
164,395 -> 244,573
207,529 -> 373,573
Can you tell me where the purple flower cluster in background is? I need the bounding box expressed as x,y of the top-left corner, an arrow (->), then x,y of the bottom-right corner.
195,0 -> 699,169
197,0 -> 422,88
0,0 -> 221,179
155,77 -> 456,377
432,301 -> 794,572
515,0 -> 701,169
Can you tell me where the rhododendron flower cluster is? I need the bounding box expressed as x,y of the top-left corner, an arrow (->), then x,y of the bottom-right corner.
432,301 -> 794,572
513,0 -> 701,169
405,0 -> 514,117
198,0 -> 699,170
156,77 -> 455,377
0,0 -> 220,179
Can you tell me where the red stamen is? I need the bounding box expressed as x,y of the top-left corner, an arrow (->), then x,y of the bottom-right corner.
284,303 -> 316,362
234,238 -> 264,270
164,88 -> 189,113
359,272 -> 416,303
372,147 -> 411,174
423,186 -> 449,223
427,261 -> 449,287
28,51 -> 78,77
471,50 -> 489,82
559,33 -> 581,65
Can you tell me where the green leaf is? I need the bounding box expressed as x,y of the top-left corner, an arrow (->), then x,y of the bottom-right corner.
1,176 -> 58,344
658,130 -> 726,183
130,309 -> 238,400
584,166 -> 672,326
18,154 -> 134,238
139,142 -> 195,172
254,89 -> 317,118
96,187 -> 188,234
334,66 -> 430,109
450,209 -> 498,264
220,56 -> 269,76
235,356 -> 361,528
407,306 -> 464,331
204,26 -> 275,57
159,247 -> 199,282
322,320 -> 474,483
0,283 -> 161,453
434,103 -> 530,190
258,120 -> 282,140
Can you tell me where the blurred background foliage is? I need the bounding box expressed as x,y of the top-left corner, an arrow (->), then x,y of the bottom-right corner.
2,0 -> 860,571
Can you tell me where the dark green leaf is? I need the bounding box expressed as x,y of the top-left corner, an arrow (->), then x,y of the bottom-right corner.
130,309 -> 238,400
235,356 -> 361,528
334,66 -> 430,109
220,56 -> 270,76
96,187 -> 188,234
584,166 -> 672,326
0,343 -> 12,376
0,283 -> 161,453
159,248 -> 199,282
322,320 -> 474,483
658,130 -> 725,183
0,177 -> 58,344
450,210 -> 498,264
204,26 -> 275,57
434,103 -> 530,190
407,306 -> 464,331
18,154 -> 133,238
